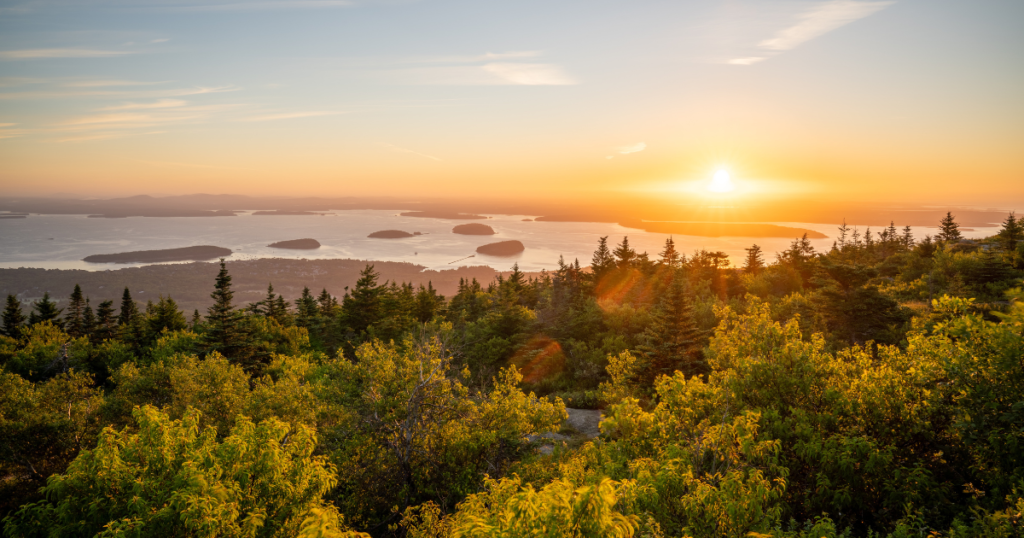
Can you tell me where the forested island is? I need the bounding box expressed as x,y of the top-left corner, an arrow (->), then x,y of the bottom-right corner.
267,238 -> 321,249
83,245 -> 233,264
452,223 -> 496,235
368,230 -> 418,238
476,239 -> 525,256
2,212 -> 1024,537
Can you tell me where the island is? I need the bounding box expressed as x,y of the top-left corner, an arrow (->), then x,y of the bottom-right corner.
400,211 -> 488,220
476,240 -> 525,256
267,238 -> 321,249
452,223 -> 496,235
84,246 -> 232,264
252,210 -> 326,216
368,230 -> 417,239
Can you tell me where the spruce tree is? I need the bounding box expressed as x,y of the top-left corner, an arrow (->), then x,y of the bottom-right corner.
65,284 -> 88,337
317,288 -> 339,317
902,226 -> 915,249
590,236 -> 615,280
94,300 -> 117,341
341,265 -> 383,335
191,309 -> 202,330
118,288 -> 138,326
744,244 -> 765,274
938,211 -> 962,242
28,292 -> 63,327
295,287 -> 320,330
2,294 -> 25,338
81,299 -> 96,340
837,220 -> 850,249
999,212 -> 1022,253
204,260 -> 247,361
659,237 -> 681,268
637,277 -> 704,382
613,236 -> 636,268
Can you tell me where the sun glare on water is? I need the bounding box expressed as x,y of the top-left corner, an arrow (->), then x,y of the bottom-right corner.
707,169 -> 735,193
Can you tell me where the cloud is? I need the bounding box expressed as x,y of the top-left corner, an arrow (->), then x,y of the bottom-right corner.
0,48 -> 133,60
173,0 -> 352,11
65,79 -> 167,87
760,0 -> 892,51
481,63 -> 577,85
616,142 -> 646,155
244,111 -> 343,121
728,57 -> 765,66
99,99 -> 187,111
729,1 -> 892,65
385,144 -> 442,162
0,123 -> 25,140
150,38 -> 170,44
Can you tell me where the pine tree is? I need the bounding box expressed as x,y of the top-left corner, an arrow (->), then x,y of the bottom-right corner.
148,296 -> 187,335
590,236 -> 616,280
637,277 -> 704,382
204,260 -> 246,360
659,237 -> 681,268
65,285 -> 88,338
295,287 -> 320,330
837,220 -> 850,250
612,236 -> 636,268
118,288 -> 139,326
81,299 -> 96,340
191,309 -> 202,330
94,300 -> 117,341
317,288 -> 339,317
744,244 -> 765,274
2,294 -> 25,338
342,265 -> 383,335
902,225 -> 915,249
938,211 -> 962,242
28,292 -> 63,327
999,212 -> 1023,253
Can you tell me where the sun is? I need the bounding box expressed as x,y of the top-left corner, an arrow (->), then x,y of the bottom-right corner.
707,169 -> 735,193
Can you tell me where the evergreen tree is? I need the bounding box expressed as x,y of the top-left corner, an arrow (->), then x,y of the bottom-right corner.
938,211 -> 962,242
204,260 -> 246,360
148,296 -> 187,336
837,220 -> 850,250
659,237 -> 681,268
590,236 -> 616,280
744,244 -> 765,274
64,285 -> 88,338
81,299 -> 96,341
317,288 -> 339,317
94,300 -> 117,341
191,309 -> 202,330
999,212 -> 1023,253
2,294 -> 25,338
118,287 -> 138,326
341,265 -> 383,335
28,292 -> 63,327
612,236 -> 636,268
295,287 -> 320,330
414,282 -> 443,323
902,225 -> 915,249
637,276 -> 704,382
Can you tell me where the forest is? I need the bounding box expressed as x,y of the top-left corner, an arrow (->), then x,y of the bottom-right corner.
2,211 -> 1023,537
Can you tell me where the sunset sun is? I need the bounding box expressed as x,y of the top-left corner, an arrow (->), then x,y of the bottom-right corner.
707,169 -> 735,193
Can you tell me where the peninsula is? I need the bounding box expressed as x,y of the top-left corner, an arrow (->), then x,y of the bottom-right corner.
83,246 -> 232,264
267,238 -> 321,249
476,240 -> 525,256
452,223 -> 496,235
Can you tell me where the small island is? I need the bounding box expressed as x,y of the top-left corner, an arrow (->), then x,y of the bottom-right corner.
252,210 -> 325,216
369,230 -> 416,239
267,238 -> 321,249
476,240 -> 525,256
400,211 -> 487,220
84,246 -> 232,264
452,223 -> 496,235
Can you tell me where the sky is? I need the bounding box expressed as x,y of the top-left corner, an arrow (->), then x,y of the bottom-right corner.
0,0 -> 1022,208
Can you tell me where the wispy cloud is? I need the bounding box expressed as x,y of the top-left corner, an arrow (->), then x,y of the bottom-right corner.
481,63 -> 576,86
729,1 -> 892,65
385,144 -> 442,162
0,48 -> 134,60
65,79 -> 168,88
244,111 -> 343,121
99,99 -> 187,111
616,142 -> 646,155
172,0 -> 352,11
0,123 -> 25,140
760,0 -> 892,51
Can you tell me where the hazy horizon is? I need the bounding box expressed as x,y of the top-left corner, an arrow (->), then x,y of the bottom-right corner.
2,0 -> 1022,207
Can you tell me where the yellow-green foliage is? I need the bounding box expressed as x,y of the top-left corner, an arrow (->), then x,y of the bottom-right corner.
4,322 -> 90,380
326,336 -> 566,530
3,405 -> 366,538
149,329 -> 202,363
